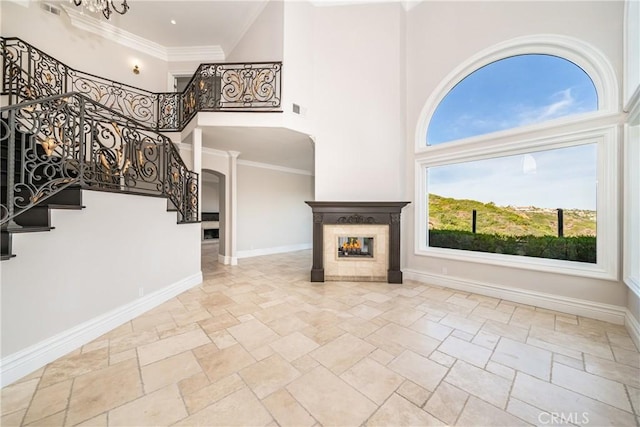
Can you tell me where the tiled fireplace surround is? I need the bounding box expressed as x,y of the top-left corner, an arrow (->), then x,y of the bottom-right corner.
306,202 -> 410,284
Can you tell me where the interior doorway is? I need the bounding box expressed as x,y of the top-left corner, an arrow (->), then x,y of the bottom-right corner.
201,169 -> 227,264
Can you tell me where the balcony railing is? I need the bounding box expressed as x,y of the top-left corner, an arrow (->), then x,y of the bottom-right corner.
1,37 -> 282,132
1,92 -> 198,225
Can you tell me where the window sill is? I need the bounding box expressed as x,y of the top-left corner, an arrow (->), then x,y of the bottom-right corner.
415,246 -> 617,281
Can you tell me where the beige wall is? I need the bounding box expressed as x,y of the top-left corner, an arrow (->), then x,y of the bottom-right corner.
1,190 -> 200,357
1,1 -> 170,92
202,178 -> 221,213
226,0 -> 284,62
236,164 -> 313,254
281,1 -> 315,135
311,3 -> 406,201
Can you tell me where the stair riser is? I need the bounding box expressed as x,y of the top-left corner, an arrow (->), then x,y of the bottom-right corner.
46,187 -> 82,206
1,231 -> 11,255
13,206 -> 51,227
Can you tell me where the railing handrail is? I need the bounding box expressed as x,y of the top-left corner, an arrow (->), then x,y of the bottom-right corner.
1,36 -> 283,132
1,37 -> 161,100
0,89 -> 191,174
1,36 -> 282,97
1,91 -> 198,225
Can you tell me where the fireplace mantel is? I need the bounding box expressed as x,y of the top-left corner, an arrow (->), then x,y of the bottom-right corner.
305,201 -> 410,283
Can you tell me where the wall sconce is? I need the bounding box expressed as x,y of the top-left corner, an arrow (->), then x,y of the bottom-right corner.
132,65 -> 140,75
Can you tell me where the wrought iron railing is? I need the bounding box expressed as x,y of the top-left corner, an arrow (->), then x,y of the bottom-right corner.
1,92 -> 198,225
1,37 -> 282,131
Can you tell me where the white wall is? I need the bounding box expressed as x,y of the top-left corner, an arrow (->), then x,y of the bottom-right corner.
281,1 -> 315,135
202,177 -> 220,213
1,1 -> 170,92
225,0 -> 283,63
403,1 -> 628,308
311,3 -> 406,201
236,164 -> 313,255
624,0 -> 640,106
1,190 -> 201,358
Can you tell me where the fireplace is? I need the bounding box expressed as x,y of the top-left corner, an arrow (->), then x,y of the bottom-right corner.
305,201 -> 410,283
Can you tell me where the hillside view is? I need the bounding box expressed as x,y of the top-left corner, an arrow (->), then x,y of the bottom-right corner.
429,194 -> 596,237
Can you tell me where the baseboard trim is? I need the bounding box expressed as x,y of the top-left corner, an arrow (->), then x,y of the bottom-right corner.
237,243 -> 312,259
404,268 -> 626,325
625,308 -> 640,351
218,254 -> 238,265
0,271 -> 203,387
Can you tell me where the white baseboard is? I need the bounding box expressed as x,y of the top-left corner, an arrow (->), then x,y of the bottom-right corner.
236,243 -> 312,259
625,308 -> 640,351
404,269 -> 627,325
0,272 -> 203,387
218,254 -> 238,265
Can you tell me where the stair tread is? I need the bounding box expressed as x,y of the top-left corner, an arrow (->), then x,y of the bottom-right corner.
3,225 -> 54,233
46,204 -> 85,210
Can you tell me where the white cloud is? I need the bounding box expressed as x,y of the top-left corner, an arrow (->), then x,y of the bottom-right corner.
516,88 -> 577,126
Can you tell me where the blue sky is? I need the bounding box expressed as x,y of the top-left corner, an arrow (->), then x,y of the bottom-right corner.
426,55 -> 598,211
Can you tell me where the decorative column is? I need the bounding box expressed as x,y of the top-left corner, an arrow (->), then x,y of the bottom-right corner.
228,151 -> 240,266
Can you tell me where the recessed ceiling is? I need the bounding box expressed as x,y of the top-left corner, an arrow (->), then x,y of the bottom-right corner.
201,126 -> 314,173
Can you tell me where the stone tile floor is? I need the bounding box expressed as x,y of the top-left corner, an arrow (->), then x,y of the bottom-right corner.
2,244 -> 640,426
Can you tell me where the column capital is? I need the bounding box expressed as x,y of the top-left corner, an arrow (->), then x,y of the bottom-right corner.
228,151 -> 241,159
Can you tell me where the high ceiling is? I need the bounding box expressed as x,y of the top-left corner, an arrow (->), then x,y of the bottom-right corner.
57,0 -> 270,53
117,1 -> 268,51
47,0 -> 318,172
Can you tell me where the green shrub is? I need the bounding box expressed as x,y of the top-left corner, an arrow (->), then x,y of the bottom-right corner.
428,229 -> 596,263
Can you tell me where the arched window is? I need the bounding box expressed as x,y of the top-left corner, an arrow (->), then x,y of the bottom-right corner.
427,55 -> 598,145
415,36 -> 620,280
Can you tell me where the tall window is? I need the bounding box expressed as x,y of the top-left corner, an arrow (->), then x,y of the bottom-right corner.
416,39 -> 619,279
427,55 -> 597,145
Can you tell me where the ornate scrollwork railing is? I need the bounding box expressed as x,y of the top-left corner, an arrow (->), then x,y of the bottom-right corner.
1,93 -> 198,225
1,37 -> 282,131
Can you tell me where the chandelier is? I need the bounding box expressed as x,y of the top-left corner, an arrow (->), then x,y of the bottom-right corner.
70,0 -> 130,20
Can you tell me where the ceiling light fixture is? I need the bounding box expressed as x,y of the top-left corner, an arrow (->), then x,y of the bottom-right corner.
70,0 -> 129,20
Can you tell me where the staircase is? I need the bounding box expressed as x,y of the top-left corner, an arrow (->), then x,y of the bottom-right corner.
1,116 -> 85,260
1,36 -> 283,261
1,93 -> 199,260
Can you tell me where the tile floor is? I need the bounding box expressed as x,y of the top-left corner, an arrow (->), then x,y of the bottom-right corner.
2,244 -> 640,426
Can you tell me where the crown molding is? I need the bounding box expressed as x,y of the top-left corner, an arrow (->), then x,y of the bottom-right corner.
61,5 -> 224,62
166,46 -> 224,62
180,142 -> 312,175
309,0 -> 419,11
237,159 -> 313,176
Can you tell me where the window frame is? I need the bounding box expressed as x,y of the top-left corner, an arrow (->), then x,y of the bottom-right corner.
414,35 -> 622,281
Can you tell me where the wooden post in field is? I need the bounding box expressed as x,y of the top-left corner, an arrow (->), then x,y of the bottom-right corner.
472,209 -> 477,234
557,208 -> 564,237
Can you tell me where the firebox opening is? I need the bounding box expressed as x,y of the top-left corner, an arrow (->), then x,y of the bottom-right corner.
338,236 -> 374,258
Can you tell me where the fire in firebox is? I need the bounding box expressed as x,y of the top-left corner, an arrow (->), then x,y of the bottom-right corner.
338,237 -> 374,258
